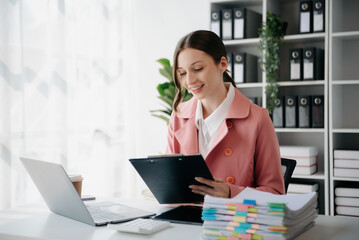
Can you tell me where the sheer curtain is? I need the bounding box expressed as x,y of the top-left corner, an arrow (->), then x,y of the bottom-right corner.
0,0 -> 139,209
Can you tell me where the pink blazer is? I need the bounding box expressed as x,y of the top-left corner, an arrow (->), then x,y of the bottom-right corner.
166,88 -> 285,197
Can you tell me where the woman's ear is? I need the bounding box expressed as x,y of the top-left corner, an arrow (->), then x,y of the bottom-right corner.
220,56 -> 228,72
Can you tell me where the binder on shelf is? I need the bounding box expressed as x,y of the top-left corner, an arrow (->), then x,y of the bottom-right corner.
311,95 -> 324,128
233,8 -> 262,39
227,53 -> 233,77
298,96 -> 312,128
313,0 -> 325,33
299,1 -> 313,33
285,96 -> 298,128
210,10 -> 222,38
221,9 -> 233,40
272,97 -> 285,128
233,52 -> 257,83
290,48 -> 303,80
303,47 -> 324,80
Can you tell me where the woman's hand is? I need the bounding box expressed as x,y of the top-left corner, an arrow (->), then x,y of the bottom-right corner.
189,177 -> 230,198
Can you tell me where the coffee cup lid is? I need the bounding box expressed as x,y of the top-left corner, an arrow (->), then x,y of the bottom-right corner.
68,174 -> 83,182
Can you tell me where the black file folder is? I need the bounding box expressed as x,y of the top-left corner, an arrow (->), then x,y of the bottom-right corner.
222,9 -> 233,40
233,52 -> 257,83
313,0 -> 325,32
211,10 -> 222,38
298,96 -> 312,128
312,95 -> 324,128
299,1 -> 313,33
272,97 -> 285,128
303,47 -> 324,80
233,8 -> 262,39
227,53 -> 233,78
285,96 -> 298,128
290,48 -> 303,80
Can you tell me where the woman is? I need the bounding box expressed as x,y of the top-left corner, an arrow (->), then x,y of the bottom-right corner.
166,30 -> 285,198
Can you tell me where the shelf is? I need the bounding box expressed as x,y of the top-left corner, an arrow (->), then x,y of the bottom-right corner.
275,128 -> 325,133
210,0 -> 262,4
333,177 -> 359,182
332,31 -> 359,39
236,82 -> 263,88
292,172 -> 325,180
332,129 -> 359,133
332,80 -> 359,85
276,80 -> 325,87
223,38 -> 260,46
283,33 -> 326,43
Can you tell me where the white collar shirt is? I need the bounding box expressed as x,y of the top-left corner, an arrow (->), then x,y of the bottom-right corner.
195,83 -> 235,158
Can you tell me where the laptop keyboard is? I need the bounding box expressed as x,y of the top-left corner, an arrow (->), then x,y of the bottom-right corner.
87,205 -> 125,223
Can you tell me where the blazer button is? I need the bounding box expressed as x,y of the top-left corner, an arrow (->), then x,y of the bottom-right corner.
226,121 -> 233,129
226,176 -> 235,184
224,148 -> 232,156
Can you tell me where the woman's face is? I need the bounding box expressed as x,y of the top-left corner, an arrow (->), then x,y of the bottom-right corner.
176,48 -> 227,101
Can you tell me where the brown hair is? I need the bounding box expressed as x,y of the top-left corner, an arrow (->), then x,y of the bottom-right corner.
172,30 -> 236,112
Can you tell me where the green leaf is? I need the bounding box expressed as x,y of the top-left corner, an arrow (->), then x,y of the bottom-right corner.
157,58 -> 171,68
157,82 -> 170,96
158,95 -> 173,107
159,68 -> 173,82
151,113 -> 170,125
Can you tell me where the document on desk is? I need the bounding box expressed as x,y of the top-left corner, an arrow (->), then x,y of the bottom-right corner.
201,187 -> 318,240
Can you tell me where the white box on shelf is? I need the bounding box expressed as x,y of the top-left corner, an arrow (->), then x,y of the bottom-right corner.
334,168 -> 359,178
334,150 -> 359,160
288,183 -> 319,193
335,188 -> 359,198
335,197 -> 359,207
280,146 -> 318,158
334,159 -> 359,169
293,165 -> 318,175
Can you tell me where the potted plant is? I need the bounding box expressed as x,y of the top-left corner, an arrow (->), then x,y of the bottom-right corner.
150,58 -> 192,124
258,12 -> 286,114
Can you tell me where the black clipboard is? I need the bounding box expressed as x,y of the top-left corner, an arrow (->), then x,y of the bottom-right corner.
129,154 -> 214,204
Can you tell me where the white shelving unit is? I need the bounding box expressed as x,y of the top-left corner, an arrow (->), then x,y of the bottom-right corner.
209,0 -> 331,215
329,0 -> 359,217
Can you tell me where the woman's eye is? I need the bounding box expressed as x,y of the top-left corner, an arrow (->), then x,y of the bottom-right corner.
195,68 -> 203,72
179,72 -> 186,76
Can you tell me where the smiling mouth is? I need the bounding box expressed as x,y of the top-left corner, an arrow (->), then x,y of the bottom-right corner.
191,85 -> 204,91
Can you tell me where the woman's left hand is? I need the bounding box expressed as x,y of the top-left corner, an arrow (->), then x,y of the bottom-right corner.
189,177 -> 230,198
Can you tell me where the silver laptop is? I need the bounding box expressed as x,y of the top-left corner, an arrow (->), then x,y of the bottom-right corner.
20,157 -> 155,226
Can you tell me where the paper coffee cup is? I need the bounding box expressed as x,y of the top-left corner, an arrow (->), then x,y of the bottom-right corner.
68,174 -> 83,196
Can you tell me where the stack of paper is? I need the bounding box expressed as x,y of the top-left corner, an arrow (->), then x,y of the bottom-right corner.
201,188 -> 317,240
335,187 -> 359,217
333,150 -> 359,178
280,146 -> 318,175
287,183 -> 319,213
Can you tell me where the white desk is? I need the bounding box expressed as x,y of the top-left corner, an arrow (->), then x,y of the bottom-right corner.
0,199 -> 359,240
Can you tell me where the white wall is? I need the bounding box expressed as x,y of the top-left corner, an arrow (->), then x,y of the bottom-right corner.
129,0 -> 210,158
